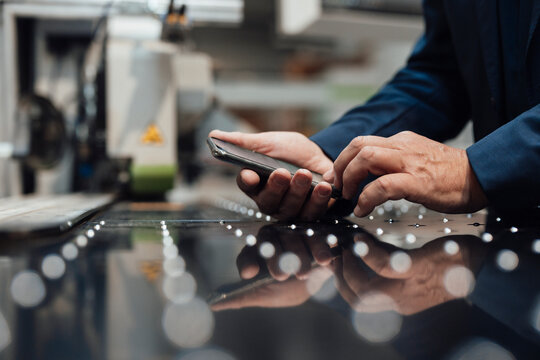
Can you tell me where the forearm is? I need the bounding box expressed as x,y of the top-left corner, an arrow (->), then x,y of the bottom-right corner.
311,0 -> 471,160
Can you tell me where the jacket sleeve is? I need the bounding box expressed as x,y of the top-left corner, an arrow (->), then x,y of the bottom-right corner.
311,0 -> 471,161
466,104 -> 540,210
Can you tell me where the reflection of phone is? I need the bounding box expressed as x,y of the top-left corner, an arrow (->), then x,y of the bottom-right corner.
207,137 -> 341,198
208,248 -> 340,307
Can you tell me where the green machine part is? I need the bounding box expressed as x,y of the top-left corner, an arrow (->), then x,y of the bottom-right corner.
130,164 -> 177,195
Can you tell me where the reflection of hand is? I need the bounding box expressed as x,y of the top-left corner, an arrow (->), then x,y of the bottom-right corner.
327,131 -> 488,217
211,225 -> 339,311
333,234 -> 485,315
209,130 -> 334,220
237,225 -> 338,281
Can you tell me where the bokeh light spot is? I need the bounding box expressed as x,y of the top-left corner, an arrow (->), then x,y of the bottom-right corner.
163,272 -> 197,304
162,298 -> 214,348
41,255 -> 66,280
61,243 -> 78,261
245,234 -> 257,246
449,339 -> 515,360
163,257 -> 186,277
278,252 -> 301,275
481,232 -> 493,243
10,271 -> 46,308
405,233 -> 416,244
444,240 -> 460,255
443,266 -> 475,297
76,234 -> 88,247
496,250 -> 519,272
353,241 -> 369,257
259,242 -> 275,259
389,251 -> 412,274
351,293 -> 402,343
326,234 -> 338,247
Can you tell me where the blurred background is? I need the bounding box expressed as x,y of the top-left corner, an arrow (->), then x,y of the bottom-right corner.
0,0 -> 473,199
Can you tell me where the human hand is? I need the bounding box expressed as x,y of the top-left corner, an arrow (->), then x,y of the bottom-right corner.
211,224 -> 337,311
209,130 -> 334,220
333,234 -> 485,315
327,131 -> 488,217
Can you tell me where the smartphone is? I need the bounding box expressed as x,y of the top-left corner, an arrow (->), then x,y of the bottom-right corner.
207,137 -> 341,198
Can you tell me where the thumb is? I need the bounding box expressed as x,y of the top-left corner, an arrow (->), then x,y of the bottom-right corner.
209,130 -> 265,151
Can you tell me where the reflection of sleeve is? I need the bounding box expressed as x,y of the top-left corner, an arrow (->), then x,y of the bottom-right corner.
469,248 -> 540,345
311,0 -> 470,161
466,105 -> 540,210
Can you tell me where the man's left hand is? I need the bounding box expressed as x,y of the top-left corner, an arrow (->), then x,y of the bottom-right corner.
327,131 -> 488,217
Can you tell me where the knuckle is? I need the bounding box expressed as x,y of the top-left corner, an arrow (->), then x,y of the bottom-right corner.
358,146 -> 376,162
397,130 -> 415,139
376,177 -> 394,194
357,191 -> 370,205
351,136 -> 365,149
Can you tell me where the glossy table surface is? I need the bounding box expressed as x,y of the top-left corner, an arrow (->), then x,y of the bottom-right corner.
0,198 -> 539,360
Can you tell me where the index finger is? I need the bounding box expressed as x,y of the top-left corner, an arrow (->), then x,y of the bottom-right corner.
333,136 -> 393,189
354,234 -> 414,279
209,130 -> 268,152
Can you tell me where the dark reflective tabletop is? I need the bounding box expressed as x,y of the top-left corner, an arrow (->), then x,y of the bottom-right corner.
0,199 -> 539,360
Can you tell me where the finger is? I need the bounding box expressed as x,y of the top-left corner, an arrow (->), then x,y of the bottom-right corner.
341,147 -> 403,199
354,234 -> 413,279
340,249 -> 406,312
305,231 -> 334,265
354,173 -> 417,217
258,229 -> 288,281
253,169 -> 291,215
236,245 -> 261,279
273,170 -> 313,220
279,231 -> 313,280
299,182 -> 333,221
341,248 -> 371,294
333,136 -> 394,189
237,169 -> 262,197
331,256 -> 361,305
209,130 -> 268,152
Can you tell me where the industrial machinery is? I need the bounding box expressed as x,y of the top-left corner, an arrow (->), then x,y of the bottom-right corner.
0,0 -> 221,198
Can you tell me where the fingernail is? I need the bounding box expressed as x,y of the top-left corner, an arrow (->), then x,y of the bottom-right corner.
323,169 -> 335,183
318,186 -> 332,197
275,176 -> 289,187
294,175 -> 311,187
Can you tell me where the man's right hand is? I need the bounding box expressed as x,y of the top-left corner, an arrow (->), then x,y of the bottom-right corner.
209,130 -> 334,221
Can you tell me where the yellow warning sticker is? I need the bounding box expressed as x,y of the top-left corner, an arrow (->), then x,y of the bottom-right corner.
141,124 -> 164,145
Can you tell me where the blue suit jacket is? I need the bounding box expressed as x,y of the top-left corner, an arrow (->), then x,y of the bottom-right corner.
311,0 -> 540,210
